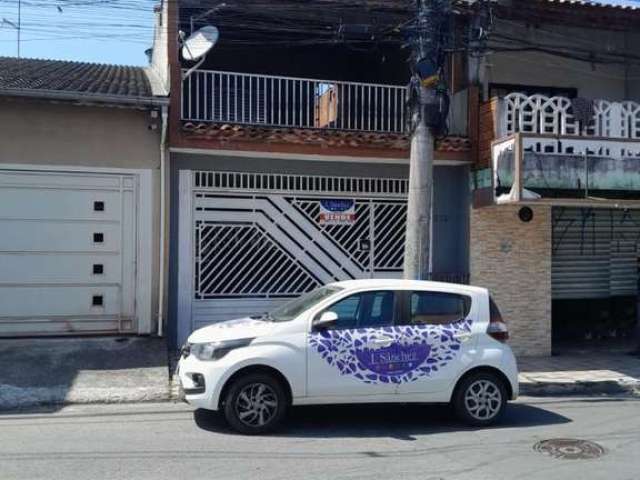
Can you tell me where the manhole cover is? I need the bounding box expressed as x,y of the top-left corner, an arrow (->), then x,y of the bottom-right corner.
534,439 -> 605,460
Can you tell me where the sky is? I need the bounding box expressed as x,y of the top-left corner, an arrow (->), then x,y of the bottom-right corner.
0,0 -> 156,65
1,0 -> 640,66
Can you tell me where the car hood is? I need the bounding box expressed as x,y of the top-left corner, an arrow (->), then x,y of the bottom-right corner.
187,317 -> 276,344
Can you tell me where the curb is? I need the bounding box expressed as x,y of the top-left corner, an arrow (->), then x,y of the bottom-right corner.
0,384 -> 172,411
520,380 -> 640,397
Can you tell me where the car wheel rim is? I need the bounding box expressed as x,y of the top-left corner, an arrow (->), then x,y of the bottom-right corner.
235,382 -> 278,428
463,379 -> 502,421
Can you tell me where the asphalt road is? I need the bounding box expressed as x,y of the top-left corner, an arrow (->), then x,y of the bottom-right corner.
0,396 -> 638,480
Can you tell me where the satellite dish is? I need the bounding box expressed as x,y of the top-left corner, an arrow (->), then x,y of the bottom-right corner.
182,25 -> 219,62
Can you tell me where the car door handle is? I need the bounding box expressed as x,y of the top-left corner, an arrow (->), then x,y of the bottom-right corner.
369,337 -> 394,347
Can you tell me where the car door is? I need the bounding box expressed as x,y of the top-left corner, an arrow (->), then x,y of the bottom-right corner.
306,289 -> 402,398
395,289 -> 478,396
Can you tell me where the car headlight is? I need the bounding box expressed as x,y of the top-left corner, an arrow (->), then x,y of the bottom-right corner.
190,338 -> 254,361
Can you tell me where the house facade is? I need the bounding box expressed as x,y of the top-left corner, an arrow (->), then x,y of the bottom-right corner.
0,56 -> 168,337
165,0 -> 640,356
469,0 -> 640,355
165,0 -> 473,347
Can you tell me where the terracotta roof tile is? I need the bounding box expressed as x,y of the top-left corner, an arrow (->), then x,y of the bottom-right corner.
182,122 -> 470,153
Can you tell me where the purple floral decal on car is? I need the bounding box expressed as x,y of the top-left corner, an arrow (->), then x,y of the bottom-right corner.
309,319 -> 472,384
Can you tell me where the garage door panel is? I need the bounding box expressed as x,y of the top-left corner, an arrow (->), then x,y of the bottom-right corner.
0,171 -> 124,190
0,169 -> 138,336
0,317 -> 122,336
552,207 -> 640,299
193,298 -> 285,332
0,286 -> 121,317
0,221 -> 121,252
0,254 -> 121,283
0,188 -> 123,221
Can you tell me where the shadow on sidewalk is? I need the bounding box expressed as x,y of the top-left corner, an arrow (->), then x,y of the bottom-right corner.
193,401 -> 571,438
0,336 -> 169,414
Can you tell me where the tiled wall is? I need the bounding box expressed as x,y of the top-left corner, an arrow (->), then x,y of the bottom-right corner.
470,205 -> 552,357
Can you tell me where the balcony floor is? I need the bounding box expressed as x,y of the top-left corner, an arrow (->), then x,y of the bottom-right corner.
180,121 -> 470,160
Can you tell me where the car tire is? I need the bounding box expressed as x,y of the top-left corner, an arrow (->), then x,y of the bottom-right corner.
452,371 -> 507,427
222,373 -> 288,435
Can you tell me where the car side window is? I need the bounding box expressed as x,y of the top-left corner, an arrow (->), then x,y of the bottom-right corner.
322,291 -> 395,330
405,291 -> 471,326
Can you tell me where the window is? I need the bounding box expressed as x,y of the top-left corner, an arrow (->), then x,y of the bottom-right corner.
267,286 -> 344,322
322,290 -> 396,330
406,291 -> 471,326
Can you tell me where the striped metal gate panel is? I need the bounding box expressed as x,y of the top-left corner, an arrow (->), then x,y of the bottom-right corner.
178,170 -> 408,345
552,207 -> 640,300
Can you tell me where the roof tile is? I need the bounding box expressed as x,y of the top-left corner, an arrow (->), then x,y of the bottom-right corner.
0,57 -> 153,98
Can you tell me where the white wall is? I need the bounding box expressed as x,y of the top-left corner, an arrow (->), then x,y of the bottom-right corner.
147,0 -> 170,96
0,97 -> 161,336
487,19 -> 640,102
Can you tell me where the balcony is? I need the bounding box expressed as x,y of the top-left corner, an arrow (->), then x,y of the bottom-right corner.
181,69 -> 408,134
474,93 -> 640,207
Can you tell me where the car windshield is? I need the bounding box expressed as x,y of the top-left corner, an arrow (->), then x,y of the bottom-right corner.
265,286 -> 344,322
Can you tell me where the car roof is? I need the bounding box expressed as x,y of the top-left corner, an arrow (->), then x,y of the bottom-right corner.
328,278 -> 487,296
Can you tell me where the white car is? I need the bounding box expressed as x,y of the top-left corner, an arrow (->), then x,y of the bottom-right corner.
178,279 -> 518,434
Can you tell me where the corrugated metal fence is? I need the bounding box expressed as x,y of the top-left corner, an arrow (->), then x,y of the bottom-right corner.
552,207 -> 640,299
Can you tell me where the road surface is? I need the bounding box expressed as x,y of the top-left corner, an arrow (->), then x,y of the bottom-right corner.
0,396 -> 638,479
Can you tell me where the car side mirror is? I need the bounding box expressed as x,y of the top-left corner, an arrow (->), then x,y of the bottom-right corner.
313,311 -> 338,331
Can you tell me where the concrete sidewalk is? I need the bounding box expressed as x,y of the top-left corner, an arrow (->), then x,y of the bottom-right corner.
0,337 -> 170,411
2,337 -> 639,411
519,352 -> 640,397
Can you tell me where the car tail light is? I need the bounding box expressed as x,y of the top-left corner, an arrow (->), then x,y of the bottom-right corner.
488,297 -> 509,343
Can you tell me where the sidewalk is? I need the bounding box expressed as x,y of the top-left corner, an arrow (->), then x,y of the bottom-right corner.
519,352 -> 640,397
2,337 -> 638,411
0,337 -> 171,412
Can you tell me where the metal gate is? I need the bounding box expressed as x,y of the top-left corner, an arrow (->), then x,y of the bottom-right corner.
177,170 -> 408,344
552,207 -> 640,300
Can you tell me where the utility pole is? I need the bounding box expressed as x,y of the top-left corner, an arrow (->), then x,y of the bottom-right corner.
403,0 -> 451,280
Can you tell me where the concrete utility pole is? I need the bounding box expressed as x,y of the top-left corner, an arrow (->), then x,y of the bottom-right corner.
403,0 -> 451,280
404,104 -> 434,280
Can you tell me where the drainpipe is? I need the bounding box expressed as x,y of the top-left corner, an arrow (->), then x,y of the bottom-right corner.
157,105 -> 169,337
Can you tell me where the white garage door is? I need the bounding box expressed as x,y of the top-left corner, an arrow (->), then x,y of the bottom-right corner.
0,170 -> 137,336
177,170 -> 408,345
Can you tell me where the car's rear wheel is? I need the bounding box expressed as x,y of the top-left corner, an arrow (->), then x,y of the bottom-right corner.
222,373 -> 288,435
452,371 -> 507,426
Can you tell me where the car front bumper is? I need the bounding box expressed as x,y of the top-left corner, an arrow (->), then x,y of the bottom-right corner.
177,353 -> 229,411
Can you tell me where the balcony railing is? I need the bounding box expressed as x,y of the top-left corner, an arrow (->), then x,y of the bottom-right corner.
181,69 -> 408,134
502,93 -> 640,139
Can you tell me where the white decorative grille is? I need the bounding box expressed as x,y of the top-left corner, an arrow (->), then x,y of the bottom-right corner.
288,199 -> 407,272
189,171 -> 408,300
290,199 -> 373,270
503,93 -> 640,139
373,202 -> 407,270
193,170 -> 408,197
194,221 -> 321,299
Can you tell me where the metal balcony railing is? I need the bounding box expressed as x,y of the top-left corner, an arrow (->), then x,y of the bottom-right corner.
182,69 -> 408,134
502,93 -> 640,139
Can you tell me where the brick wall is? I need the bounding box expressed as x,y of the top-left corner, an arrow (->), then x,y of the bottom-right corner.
470,205 -> 552,357
478,98 -> 500,169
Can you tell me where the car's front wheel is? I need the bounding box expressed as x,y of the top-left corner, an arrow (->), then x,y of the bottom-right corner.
222,373 -> 288,434
452,371 -> 507,426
